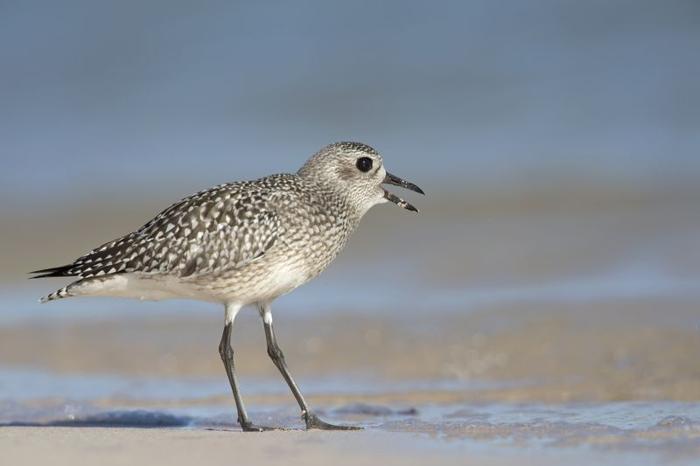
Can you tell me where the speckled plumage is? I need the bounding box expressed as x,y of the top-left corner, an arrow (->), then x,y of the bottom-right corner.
33,142 -> 412,306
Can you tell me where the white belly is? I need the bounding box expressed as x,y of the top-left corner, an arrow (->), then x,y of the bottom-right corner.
71,261 -> 311,306
73,274 -> 219,302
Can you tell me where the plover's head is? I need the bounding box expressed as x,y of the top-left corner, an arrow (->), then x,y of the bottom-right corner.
298,142 -> 424,215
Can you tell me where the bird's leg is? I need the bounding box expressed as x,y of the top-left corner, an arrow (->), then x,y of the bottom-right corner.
218,322 -> 274,432
259,305 -> 361,430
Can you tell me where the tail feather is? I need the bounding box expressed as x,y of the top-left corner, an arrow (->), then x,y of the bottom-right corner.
29,264 -> 74,279
39,285 -> 73,303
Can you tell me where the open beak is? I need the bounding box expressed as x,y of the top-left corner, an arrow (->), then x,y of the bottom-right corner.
383,172 -> 425,213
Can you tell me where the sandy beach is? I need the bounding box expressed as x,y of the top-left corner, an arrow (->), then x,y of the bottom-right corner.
4,399 -> 700,465
2,188 -> 700,465
1,426 -> 657,466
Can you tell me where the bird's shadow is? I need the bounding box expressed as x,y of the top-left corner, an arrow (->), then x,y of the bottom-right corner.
0,409 -> 305,431
1,404 -> 408,430
0,410 -> 194,429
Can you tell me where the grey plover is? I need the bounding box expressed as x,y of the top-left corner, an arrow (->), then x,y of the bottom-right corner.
31,141 -> 423,431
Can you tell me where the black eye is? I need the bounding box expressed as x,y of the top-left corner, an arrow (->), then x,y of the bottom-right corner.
356,157 -> 373,172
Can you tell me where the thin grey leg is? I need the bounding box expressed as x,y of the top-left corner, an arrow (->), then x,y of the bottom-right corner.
218,322 -> 274,432
259,305 -> 361,430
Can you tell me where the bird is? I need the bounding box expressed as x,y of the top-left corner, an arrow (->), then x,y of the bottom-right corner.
30,141 -> 424,431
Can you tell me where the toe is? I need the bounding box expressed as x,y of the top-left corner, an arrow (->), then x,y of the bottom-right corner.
305,413 -> 362,431
241,423 -> 277,432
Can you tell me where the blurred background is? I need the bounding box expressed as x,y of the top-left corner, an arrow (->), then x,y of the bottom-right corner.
1,0 -> 700,429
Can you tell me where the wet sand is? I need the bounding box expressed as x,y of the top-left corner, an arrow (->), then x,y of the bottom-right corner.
2,300 -> 700,465
3,402 -> 700,466
2,428 -> 469,466
1,426 -> 660,466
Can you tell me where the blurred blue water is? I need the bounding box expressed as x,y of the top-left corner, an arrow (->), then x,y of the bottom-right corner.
2,0 -> 699,207
4,260 -> 699,325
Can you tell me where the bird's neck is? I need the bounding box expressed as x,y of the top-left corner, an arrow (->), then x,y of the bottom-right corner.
298,176 -> 367,226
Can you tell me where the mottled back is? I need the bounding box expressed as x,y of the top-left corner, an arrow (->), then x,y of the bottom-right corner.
38,177 -> 292,279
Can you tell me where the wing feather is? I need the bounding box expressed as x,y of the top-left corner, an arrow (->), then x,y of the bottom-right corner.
41,181 -> 280,279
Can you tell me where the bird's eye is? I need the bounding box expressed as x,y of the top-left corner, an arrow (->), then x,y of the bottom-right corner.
356,157 -> 373,172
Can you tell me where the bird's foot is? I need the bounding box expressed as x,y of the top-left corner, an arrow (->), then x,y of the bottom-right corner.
240,421 -> 277,432
304,412 -> 362,431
